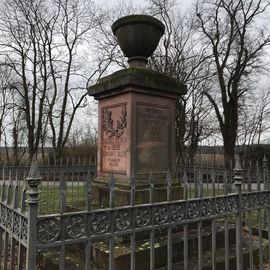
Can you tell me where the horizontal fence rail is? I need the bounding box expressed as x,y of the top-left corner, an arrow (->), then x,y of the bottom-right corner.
0,164 -> 96,176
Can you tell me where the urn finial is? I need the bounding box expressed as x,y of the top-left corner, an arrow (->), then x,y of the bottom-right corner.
112,14 -> 165,68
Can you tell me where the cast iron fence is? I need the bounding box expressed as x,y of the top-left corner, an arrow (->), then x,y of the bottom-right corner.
0,157 -> 269,269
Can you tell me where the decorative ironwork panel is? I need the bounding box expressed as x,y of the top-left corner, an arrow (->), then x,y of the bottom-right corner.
188,201 -> 199,219
242,191 -> 270,210
215,197 -> 226,214
242,194 -> 250,210
21,217 -> 28,241
0,204 -> 27,244
171,202 -> 186,222
0,204 -> 6,226
13,213 -> 21,237
135,207 -> 151,227
250,193 -> 260,208
66,215 -> 86,239
6,209 -> 13,230
227,196 -> 237,212
91,212 -> 110,235
261,192 -> 269,207
154,205 -> 169,225
37,218 -> 60,243
202,199 -> 213,217
115,209 -> 132,231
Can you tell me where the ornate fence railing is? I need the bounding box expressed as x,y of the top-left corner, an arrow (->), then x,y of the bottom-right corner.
0,157 -> 269,269
0,168 -> 28,269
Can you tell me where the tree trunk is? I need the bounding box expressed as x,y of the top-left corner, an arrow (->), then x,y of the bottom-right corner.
55,147 -> 64,164
223,139 -> 234,169
222,119 -> 237,168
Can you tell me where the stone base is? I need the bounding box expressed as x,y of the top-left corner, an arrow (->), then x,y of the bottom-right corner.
38,224 -> 265,270
91,223 -> 262,270
91,176 -> 183,207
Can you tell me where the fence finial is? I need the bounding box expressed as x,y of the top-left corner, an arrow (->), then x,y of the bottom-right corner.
26,156 -> 41,202
166,169 -> 172,185
1,166 -> 5,202
234,156 -> 243,189
263,155 -> 269,191
2,165 -> 5,183
149,171 -> 155,203
183,171 -> 188,185
85,170 -> 93,211
7,169 -> 12,205
223,168 -> 228,194
149,171 -> 154,186
210,167 -> 215,183
263,155 -> 268,168
198,169 -> 203,198
85,171 -> 92,193
28,156 -> 41,180
8,169 -> 12,184
166,170 -> 172,201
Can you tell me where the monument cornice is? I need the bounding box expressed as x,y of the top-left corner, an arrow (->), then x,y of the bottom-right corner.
88,67 -> 187,100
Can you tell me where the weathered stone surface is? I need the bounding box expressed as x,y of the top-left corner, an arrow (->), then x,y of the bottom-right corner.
136,104 -> 170,173
88,67 -> 186,100
95,91 -> 177,180
111,15 -> 165,67
91,178 -> 182,207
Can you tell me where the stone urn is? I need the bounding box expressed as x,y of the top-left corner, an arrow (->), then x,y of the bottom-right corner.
112,14 -> 165,67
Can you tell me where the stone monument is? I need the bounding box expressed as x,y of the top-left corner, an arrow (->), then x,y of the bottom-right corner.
88,15 -> 186,206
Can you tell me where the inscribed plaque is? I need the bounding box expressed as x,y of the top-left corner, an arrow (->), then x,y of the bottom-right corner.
136,104 -> 170,172
101,104 -> 128,173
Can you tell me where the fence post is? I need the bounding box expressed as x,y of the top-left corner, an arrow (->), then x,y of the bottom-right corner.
234,156 -> 243,270
130,171 -> 136,270
109,174 -> 115,270
166,170 -> 172,270
263,155 -> 269,190
26,158 -> 41,270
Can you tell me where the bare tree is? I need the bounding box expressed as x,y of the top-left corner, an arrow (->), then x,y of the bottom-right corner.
0,65 -> 14,147
0,0 -> 48,159
0,65 -> 16,163
147,0 -> 215,164
238,87 -> 270,148
44,0 -> 106,160
196,0 -> 270,166
0,0 -> 107,160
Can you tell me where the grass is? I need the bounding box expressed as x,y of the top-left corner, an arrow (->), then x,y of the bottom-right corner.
39,185 -> 86,215
0,184 -> 87,215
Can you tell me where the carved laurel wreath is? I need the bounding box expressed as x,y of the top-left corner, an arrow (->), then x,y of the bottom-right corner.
102,106 -> 127,138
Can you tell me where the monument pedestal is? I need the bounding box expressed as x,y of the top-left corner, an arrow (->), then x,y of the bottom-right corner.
89,68 -> 186,185
89,68 -> 186,206
88,68 -> 186,206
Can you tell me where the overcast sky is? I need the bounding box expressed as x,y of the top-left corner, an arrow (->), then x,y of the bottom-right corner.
94,0 -> 195,13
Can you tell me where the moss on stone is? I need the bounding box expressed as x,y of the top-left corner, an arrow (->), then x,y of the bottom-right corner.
88,67 -> 186,99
